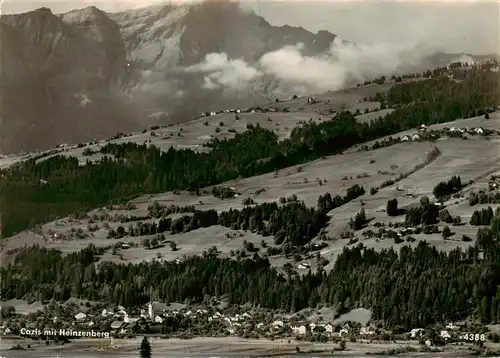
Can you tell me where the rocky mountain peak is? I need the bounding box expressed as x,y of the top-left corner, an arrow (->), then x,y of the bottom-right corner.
0,3 -> 340,154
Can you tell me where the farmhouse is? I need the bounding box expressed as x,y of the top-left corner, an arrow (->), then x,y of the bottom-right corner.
440,330 -> 451,340
291,325 -> 307,335
360,326 -> 376,335
410,328 -> 425,338
75,312 -> 86,320
272,320 -> 284,328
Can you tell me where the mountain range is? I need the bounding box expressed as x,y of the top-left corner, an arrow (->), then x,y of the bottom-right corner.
0,2 -> 495,154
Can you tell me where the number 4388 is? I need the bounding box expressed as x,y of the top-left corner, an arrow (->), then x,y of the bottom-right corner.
461,333 -> 486,341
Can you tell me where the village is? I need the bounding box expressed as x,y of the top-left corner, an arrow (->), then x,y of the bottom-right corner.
0,299 -> 494,349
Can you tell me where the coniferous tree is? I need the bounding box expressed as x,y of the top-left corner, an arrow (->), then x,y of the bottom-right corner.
140,336 -> 151,358
386,199 -> 399,216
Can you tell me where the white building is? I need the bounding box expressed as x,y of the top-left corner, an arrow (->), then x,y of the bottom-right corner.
440,330 -> 451,340
102,309 -> 114,317
410,328 -> 425,338
297,262 -> 311,269
154,315 -> 164,323
75,312 -> 86,320
291,325 -> 307,335
360,326 -> 375,335
272,320 -> 284,328
339,328 -> 349,336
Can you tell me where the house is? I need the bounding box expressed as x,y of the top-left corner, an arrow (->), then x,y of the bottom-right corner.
102,309 -> 114,317
154,315 -> 164,323
440,330 -> 451,340
475,127 -> 484,135
339,327 -> 349,336
291,325 -> 307,335
119,321 -> 138,335
401,135 -> 410,141
360,326 -> 375,335
323,324 -> 334,334
411,133 -> 422,141
450,127 -> 464,133
75,312 -> 86,321
446,323 -> 460,330
272,320 -> 284,328
297,262 -> 310,269
410,328 -> 425,338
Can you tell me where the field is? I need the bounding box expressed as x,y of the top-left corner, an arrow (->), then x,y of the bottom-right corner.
2,108 -> 499,273
0,81 -> 393,167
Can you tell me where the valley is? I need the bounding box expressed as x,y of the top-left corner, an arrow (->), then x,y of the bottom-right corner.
0,39 -> 500,357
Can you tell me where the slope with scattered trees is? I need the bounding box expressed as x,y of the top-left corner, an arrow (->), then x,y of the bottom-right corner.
0,61 -> 498,238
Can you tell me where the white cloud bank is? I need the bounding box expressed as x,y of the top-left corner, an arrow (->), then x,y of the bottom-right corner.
183,37 -> 438,96
185,53 -> 261,90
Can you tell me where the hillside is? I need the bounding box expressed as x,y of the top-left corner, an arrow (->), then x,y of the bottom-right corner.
1,60 -> 500,337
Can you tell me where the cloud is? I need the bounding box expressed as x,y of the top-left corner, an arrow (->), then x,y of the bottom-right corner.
183,36 -> 438,96
184,53 -> 261,90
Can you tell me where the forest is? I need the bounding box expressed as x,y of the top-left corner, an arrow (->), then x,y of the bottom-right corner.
0,62 -> 498,238
108,184 -> 365,247
1,214 -> 500,330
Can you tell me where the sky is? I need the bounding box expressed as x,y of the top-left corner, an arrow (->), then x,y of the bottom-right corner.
1,0 -> 499,54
